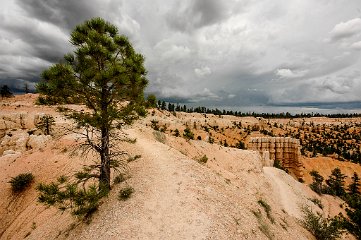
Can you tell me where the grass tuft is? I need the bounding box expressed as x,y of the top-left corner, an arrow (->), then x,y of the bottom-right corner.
9,173 -> 34,193
118,186 -> 134,201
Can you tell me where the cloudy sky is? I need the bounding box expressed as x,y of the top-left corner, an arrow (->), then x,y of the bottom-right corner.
1,0 -> 361,110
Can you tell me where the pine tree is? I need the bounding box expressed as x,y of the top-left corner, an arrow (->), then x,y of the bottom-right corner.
36,115 -> 55,135
145,94 -> 157,108
24,83 -> 30,93
310,170 -> 324,194
36,17 -> 147,191
161,101 -> 166,110
348,172 -> 360,195
0,85 -> 14,98
326,168 -> 346,197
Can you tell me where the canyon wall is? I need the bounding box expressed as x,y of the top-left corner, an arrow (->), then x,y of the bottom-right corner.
248,137 -> 303,179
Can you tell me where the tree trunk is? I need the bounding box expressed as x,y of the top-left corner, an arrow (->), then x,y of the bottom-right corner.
99,82 -> 111,191
99,126 -> 111,191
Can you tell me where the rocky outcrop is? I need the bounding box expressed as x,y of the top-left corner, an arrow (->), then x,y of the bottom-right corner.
0,113 -> 45,139
0,131 -> 29,154
0,113 -> 31,131
0,112 -> 59,157
0,130 -> 52,156
27,134 -> 52,150
248,137 -> 303,179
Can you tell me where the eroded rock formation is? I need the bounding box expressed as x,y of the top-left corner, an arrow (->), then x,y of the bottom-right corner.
0,113 -> 53,156
247,137 -> 303,179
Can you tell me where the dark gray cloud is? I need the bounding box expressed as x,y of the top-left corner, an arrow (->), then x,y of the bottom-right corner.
167,0 -> 230,32
1,21 -> 69,63
0,0 -> 361,113
16,0 -> 100,31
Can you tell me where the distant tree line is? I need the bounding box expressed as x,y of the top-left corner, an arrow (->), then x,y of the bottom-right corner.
156,100 -> 361,119
289,123 -> 361,164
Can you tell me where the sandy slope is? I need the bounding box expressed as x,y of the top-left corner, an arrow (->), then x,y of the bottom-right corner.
0,95 -> 355,239
0,123 -> 335,239
58,126 -> 311,240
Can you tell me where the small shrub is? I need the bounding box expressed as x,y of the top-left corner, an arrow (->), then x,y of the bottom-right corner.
31,222 -> 37,230
27,129 -> 36,135
36,115 -> 55,135
301,206 -> 344,240
259,221 -> 274,240
37,176 -> 107,218
9,173 -> 34,193
150,120 -> 159,131
258,199 -> 275,224
174,129 -> 180,137
118,186 -> 134,201
197,155 -> 208,164
153,131 -> 166,143
113,174 -> 126,184
273,160 -> 288,173
252,209 -> 262,219
35,96 -> 61,105
309,198 -> 324,209
252,209 -> 274,239
127,154 -> 141,162
160,125 -> 167,132
183,127 -> 194,140
236,140 -> 245,149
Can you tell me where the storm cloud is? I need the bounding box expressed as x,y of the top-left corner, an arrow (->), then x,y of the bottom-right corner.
0,0 -> 361,111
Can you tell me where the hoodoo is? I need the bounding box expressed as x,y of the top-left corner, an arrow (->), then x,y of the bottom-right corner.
248,137 -> 304,179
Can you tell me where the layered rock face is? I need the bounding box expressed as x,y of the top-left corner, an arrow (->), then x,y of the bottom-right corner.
248,137 -> 303,179
0,113 -> 53,156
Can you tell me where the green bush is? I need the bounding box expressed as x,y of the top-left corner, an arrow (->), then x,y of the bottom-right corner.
118,186 -> 134,201
301,206 -> 344,240
36,115 -> 55,135
127,154 -> 141,162
309,170 -> 325,194
150,120 -> 159,131
113,174 -> 126,184
174,129 -> 180,137
236,140 -> 245,149
344,194 -> 361,239
183,127 -> 194,140
258,199 -> 275,224
153,131 -> 166,143
273,160 -> 288,173
252,209 -> 274,239
36,176 -> 107,218
309,198 -> 324,209
9,173 -> 34,193
197,155 -> 208,164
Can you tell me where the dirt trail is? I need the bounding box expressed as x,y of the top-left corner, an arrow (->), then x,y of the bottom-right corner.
263,167 -> 311,219
66,128 -> 216,240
